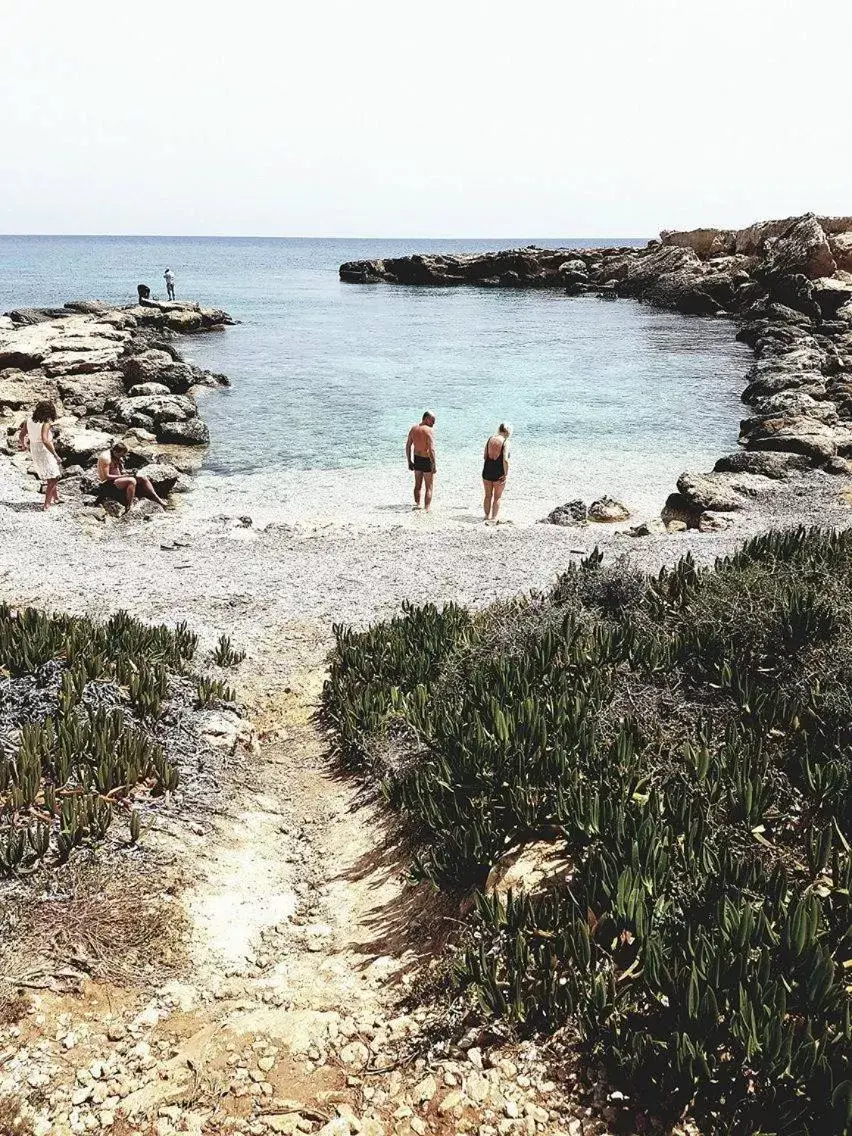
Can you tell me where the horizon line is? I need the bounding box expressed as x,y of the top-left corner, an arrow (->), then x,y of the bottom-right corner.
0,232 -> 651,242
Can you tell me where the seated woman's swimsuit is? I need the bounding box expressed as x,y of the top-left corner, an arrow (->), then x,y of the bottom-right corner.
482,438 -> 507,482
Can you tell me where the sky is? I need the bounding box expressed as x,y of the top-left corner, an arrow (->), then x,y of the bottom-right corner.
2,0 -> 849,238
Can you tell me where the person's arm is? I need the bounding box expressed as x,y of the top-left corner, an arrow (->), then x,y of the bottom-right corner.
405,428 -> 414,469
17,421 -> 28,450
428,432 -> 437,473
42,423 -> 60,460
503,440 -> 510,474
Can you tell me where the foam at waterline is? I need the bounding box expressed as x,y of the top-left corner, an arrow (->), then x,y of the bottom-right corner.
191,442 -> 700,531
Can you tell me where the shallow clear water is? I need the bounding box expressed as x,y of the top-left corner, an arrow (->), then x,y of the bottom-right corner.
0,236 -> 749,524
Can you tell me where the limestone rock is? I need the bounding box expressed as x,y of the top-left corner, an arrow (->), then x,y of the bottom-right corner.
676,471 -> 748,511
0,369 -> 58,410
128,382 -> 171,397
111,393 -> 196,426
588,495 -> 630,522
829,232 -> 852,272
698,511 -> 734,533
629,518 -> 666,536
55,426 -> 113,464
543,499 -> 586,525
157,418 -> 210,446
762,214 -> 836,280
56,370 -> 124,414
713,450 -> 810,478
485,840 -> 573,897
659,227 -> 735,259
744,416 -> 838,461
134,463 -> 181,495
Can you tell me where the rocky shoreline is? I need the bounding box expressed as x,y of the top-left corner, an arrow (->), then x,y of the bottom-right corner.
341,213 -> 852,532
0,297 -> 235,507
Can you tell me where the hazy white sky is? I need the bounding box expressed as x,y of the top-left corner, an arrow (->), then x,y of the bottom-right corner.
2,0 -> 849,237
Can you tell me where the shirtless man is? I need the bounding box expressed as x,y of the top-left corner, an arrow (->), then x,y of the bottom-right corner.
405,410 -> 437,511
96,443 -> 167,512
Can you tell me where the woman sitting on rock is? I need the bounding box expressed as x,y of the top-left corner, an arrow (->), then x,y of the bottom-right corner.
96,442 -> 167,513
18,401 -> 62,510
482,422 -> 512,524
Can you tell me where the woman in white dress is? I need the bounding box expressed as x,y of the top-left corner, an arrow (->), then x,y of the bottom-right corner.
18,401 -> 62,509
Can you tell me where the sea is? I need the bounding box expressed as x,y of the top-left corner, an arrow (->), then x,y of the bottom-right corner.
0,235 -> 749,527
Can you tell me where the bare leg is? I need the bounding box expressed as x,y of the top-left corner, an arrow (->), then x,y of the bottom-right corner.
423,472 -> 434,512
483,479 -> 493,520
491,480 -> 506,521
43,478 -> 59,510
114,475 -> 137,513
136,476 -> 167,508
413,471 -> 424,508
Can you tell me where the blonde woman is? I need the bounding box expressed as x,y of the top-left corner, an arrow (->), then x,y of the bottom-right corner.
18,401 -> 62,509
482,422 -> 512,523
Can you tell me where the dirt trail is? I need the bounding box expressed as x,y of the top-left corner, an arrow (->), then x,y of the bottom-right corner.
0,608 -> 648,1134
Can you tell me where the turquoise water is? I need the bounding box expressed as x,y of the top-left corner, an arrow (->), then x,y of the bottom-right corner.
0,236 -> 748,522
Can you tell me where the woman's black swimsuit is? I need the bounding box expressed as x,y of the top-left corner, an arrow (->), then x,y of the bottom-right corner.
482,439 -> 506,482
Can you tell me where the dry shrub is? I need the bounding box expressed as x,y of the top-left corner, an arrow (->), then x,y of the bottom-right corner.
0,989 -> 29,1026
0,858 -> 186,987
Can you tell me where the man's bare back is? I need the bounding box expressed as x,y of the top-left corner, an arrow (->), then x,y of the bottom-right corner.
406,411 -> 437,510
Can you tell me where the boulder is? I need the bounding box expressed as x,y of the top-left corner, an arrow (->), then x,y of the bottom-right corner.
157,418 -> 210,446
485,839 -> 573,898
812,277 -> 852,319
824,455 -> 852,475
734,215 -> 813,256
698,511 -> 734,533
762,214 -> 836,280
750,390 -> 835,419
659,227 -> 735,259
55,426 -> 113,465
0,369 -> 58,410
199,307 -> 236,328
134,462 -> 181,495
543,500 -> 586,525
63,300 -> 116,315
56,370 -> 124,415
128,382 -> 171,397
165,309 -> 203,332
43,348 -> 122,377
713,450 -> 810,479
745,416 -> 838,461
111,393 -> 197,426
0,346 -> 48,371
121,349 -> 175,386
588,495 -> 630,522
662,492 -> 701,528
829,232 -> 852,273
676,471 -> 746,511
629,518 -> 667,537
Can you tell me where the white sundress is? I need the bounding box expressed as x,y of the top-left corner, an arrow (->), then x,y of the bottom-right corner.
26,420 -> 62,480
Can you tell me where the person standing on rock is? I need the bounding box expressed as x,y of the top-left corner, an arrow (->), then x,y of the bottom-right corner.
406,410 -> 437,511
164,267 -> 176,301
18,401 -> 62,510
482,422 -> 512,524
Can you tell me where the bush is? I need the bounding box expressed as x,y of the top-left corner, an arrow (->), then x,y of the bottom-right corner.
0,604 -> 194,873
323,527 -> 852,1135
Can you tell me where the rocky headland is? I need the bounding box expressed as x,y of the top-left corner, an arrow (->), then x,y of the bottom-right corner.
341,212 -> 852,532
0,297 -> 235,508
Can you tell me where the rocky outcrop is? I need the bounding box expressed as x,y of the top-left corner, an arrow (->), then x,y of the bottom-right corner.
0,299 -> 234,498
342,213 -> 852,531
